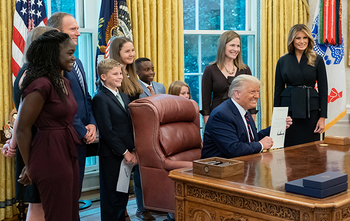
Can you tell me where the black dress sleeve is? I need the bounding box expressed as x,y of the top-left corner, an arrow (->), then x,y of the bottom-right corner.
201,65 -> 214,116
315,55 -> 328,118
273,58 -> 285,107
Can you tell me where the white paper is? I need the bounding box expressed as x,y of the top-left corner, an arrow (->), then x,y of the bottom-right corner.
116,159 -> 133,193
270,107 -> 288,149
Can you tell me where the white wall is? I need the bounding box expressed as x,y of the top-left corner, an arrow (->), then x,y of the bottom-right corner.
308,0 -> 350,137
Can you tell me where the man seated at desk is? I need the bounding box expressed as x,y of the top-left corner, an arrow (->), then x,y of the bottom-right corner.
201,75 -> 292,159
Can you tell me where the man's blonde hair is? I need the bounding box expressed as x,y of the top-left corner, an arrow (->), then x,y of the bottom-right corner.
97,59 -> 123,78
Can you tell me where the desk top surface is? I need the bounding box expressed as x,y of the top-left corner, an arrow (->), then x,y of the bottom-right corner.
170,141 -> 350,207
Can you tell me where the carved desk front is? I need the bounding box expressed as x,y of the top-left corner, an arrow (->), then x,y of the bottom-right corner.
169,141 -> 350,221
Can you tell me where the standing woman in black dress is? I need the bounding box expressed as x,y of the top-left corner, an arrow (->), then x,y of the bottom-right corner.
274,24 -> 328,147
201,31 -> 255,124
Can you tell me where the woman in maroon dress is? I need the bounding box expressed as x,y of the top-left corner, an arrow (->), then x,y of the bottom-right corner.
16,30 -> 80,221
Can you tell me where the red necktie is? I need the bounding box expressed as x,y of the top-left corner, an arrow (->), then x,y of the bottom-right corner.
147,86 -> 155,95
245,113 -> 254,142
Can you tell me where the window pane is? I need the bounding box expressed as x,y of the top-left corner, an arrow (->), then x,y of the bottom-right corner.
86,156 -> 97,167
224,0 -> 246,30
183,0 -> 195,30
184,35 -> 199,73
78,32 -> 95,95
201,35 -> 220,72
199,0 -> 220,30
184,75 -> 200,105
241,35 -> 248,65
49,0 -> 75,16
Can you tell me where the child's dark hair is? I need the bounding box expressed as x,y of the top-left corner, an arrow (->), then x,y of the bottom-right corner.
135,57 -> 151,70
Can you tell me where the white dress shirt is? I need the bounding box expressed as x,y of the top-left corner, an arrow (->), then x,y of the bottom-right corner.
231,98 -> 263,151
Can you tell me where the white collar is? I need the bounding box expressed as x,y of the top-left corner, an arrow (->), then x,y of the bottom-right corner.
231,98 -> 247,118
140,80 -> 153,88
102,81 -> 119,97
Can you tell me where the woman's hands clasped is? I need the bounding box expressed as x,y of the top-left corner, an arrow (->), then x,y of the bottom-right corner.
18,166 -> 32,186
1,140 -> 16,158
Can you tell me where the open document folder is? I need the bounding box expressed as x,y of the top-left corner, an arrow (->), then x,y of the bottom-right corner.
116,158 -> 133,193
270,107 -> 288,149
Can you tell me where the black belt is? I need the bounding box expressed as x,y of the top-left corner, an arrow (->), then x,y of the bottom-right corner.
288,85 -> 313,119
297,85 -> 312,118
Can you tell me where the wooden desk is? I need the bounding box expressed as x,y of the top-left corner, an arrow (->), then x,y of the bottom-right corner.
169,141 -> 350,221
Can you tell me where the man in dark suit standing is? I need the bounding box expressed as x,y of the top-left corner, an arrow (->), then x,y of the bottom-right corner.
48,13 -> 97,196
201,75 -> 292,159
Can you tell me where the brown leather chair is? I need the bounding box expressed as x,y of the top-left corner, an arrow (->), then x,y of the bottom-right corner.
129,94 -> 202,213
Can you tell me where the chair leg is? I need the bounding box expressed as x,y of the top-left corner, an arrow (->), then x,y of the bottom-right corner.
17,200 -> 28,221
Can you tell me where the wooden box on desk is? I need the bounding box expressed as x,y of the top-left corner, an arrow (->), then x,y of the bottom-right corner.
193,157 -> 244,179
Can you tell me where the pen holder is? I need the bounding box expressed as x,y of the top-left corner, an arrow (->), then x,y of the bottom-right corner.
193,157 -> 244,178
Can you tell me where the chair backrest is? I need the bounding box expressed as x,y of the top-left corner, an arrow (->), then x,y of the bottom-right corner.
129,94 -> 202,212
129,94 -> 202,170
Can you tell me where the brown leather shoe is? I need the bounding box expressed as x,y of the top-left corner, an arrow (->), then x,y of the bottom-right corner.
136,210 -> 155,220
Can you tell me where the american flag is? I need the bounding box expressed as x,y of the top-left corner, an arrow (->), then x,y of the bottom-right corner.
12,0 -> 47,78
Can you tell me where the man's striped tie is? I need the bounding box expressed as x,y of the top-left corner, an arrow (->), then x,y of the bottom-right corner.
245,112 -> 254,142
74,61 -> 85,95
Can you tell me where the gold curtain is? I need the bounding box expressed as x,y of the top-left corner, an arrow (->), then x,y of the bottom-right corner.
260,0 -> 309,128
127,0 -> 184,91
0,0 -> 17,220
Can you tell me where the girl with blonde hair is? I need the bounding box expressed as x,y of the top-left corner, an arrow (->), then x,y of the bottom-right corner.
168,81 -> 191,99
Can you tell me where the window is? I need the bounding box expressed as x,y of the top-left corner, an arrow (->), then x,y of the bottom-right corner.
44,0 -> 100,172
183,0 -> 260,129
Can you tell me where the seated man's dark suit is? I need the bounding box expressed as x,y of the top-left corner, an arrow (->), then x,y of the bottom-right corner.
92,86 -> 135,221
201,99 -> 270,159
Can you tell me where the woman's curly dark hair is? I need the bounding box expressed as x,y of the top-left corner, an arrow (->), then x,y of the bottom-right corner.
21,29 -> 71,100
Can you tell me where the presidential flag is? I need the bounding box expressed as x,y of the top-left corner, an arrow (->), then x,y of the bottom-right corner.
96,0 -> 132,80
12,0 -> 47,79
312,0 -> 346,131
